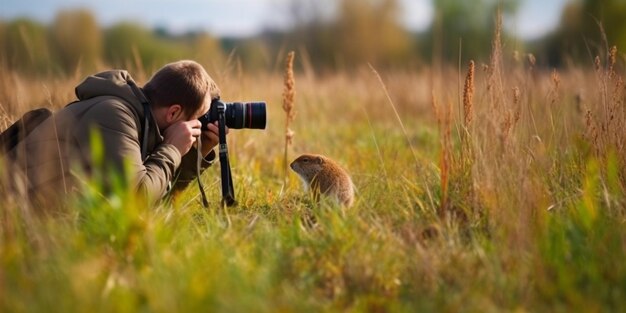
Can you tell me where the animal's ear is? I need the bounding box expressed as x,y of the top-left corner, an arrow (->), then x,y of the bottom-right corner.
315,156 -> 324,164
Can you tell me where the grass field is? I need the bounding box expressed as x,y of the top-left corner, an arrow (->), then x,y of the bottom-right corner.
2,31 -> 626,312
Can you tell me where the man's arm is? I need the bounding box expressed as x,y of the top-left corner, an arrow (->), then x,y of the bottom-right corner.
169,121 -> 223,195
74,100 -> 181,200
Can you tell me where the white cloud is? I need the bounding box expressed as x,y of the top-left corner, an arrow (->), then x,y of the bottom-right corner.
507,0 -> 570,40
400,0 -> 434,32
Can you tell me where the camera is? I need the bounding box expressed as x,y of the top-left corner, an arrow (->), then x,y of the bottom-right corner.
197,98 -> 267,207
198,98 -> 267,130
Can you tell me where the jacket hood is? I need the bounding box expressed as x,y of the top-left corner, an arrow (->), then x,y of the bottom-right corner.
75,70 -> 144,111
73,70 -> 163,159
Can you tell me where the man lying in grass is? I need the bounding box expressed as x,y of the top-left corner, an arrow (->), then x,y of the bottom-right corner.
8,60 -> 226,210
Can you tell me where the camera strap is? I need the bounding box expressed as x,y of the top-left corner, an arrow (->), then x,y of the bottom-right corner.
217,107 -> 237,207
195,136 -> 210,208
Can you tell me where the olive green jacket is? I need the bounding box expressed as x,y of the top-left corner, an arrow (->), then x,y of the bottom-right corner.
11,70 -> 214,206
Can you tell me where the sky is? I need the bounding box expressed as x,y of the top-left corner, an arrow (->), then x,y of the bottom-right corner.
0,0 -> 571,40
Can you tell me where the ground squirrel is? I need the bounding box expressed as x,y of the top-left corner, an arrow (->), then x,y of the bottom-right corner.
290,154 -> 355,207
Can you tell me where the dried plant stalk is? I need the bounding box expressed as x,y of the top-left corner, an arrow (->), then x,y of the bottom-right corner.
463,60 -> 475,127
609,45 -> 618,79
283,51 -> 296,183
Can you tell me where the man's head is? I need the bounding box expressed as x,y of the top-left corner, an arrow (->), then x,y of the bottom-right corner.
143,60 -> 220,130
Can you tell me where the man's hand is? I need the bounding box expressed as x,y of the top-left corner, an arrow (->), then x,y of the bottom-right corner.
200,122 -> 228,157
163,120 -> 202,156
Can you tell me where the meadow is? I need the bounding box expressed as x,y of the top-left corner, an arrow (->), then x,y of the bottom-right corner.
1,27 -> 626,312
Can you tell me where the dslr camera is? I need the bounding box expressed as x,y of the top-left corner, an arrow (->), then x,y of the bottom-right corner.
198,98 -> 266,130
197,98 -> 267,207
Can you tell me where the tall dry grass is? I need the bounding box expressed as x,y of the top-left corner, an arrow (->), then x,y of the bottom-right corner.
1,12 -> 626,311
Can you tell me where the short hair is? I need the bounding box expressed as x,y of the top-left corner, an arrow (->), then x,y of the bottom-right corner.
143,60 -> 220,117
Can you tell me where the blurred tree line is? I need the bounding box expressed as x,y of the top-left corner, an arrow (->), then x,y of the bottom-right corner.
540,0 -> 626,67
0,9 -> 225,76
0,0 -> 624,76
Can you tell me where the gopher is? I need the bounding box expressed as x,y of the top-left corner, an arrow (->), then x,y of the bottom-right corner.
290,154 -> 355,207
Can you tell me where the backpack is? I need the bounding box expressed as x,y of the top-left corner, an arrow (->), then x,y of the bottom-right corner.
0,108 -> 52,155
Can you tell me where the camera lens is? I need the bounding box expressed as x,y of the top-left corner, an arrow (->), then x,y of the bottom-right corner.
227,102 -> 266,129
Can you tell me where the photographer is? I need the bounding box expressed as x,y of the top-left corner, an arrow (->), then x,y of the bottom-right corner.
9,60 -> 225,208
